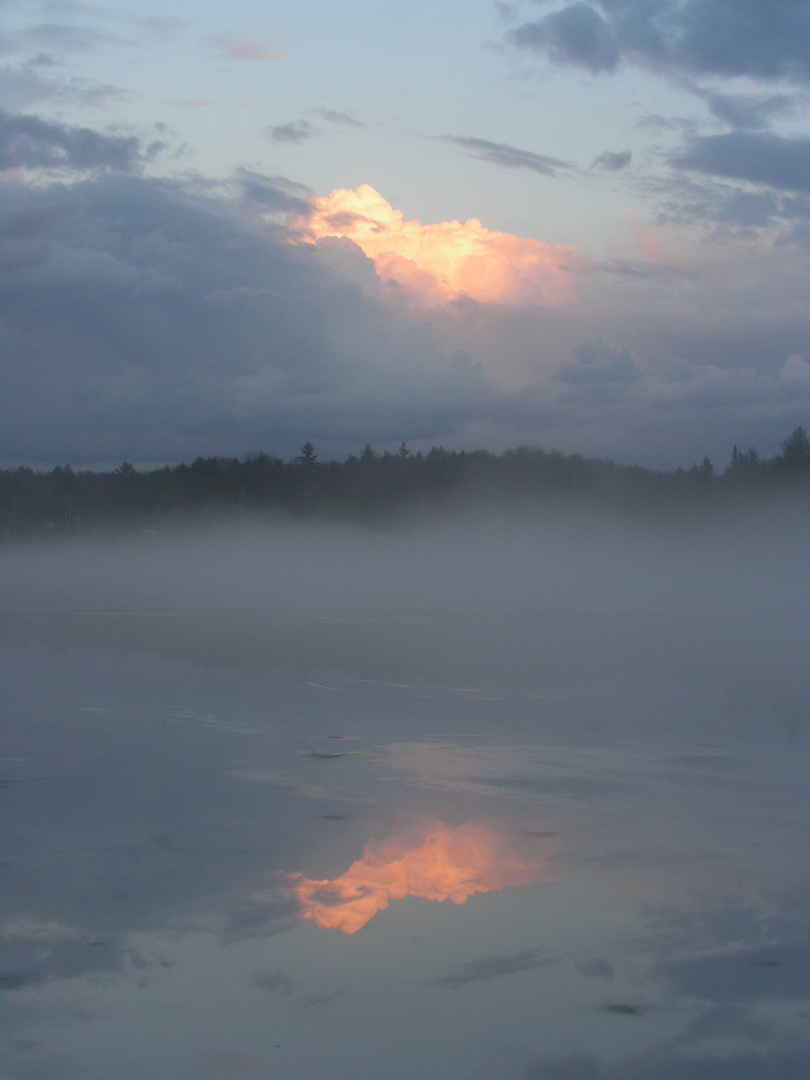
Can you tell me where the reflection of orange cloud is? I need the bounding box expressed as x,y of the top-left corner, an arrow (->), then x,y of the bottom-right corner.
297,185 -> 578,306
289,823 -> 544,934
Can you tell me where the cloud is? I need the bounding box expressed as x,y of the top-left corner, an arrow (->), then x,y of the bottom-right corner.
699,89 -> 795,130
576,958 -> 615,978
426,947 -> 553,987
635,113 -> 693,133
0,60 -> 130,111
0,110 -> 160,172
509,3 -> 621,75
219,36 -> 284,61
438,135 -> 572,178
176,98 -> 219,109
297,184 -> 580,305
0,173 -> 496,464
5,168 -> 810,468
645,169 -> 797,229
235,167 -> 313,214
253,970 -> 295,995
671,131 -> 810,192
318,109 -> 366,128
506,0 -> 810,84
592,149 -> 631,170
653,941 -> 810,1001
554,339 -> 643,385
536,350 -> 810,466
267,119 -> 316,145
2,10 -> 186,63
287,823 -> 541,933
134,16 -> 186,42
9,22 -> 122,56
0,912 -> 126,989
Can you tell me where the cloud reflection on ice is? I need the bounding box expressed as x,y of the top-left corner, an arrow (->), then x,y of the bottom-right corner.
288,822 -> 546,934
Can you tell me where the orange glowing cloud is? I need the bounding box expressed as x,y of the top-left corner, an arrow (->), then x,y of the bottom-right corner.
289,822 -> 544,934
296,185 -> 578,306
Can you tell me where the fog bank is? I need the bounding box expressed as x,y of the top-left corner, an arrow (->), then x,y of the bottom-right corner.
3,510 -> 808,741
2,508 -> 808,617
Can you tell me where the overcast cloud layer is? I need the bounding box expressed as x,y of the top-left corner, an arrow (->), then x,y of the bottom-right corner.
2,0 -> 810,466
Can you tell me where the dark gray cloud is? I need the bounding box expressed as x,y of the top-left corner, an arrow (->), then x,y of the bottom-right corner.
686,1004 -> 774,1043
1,11 -> 185,62
318,109 -> 366,128
438,135 -> 571,177
653,941 -> 810,1000
553,338 -> 642,385
0,21 -> 128,61
591,149 -> 631,170
299,991 -> 344,1007
253,970 -> 295,995
576,958 -> 615,978
0,924 -> 126,993
267,119 -> 316,144
235,167 -> 313,215
4,165 -> 810,467
0,59 -> 130,110
593,256 -> 684,278
707,187 -> 788,227
507,1 -> 810,84
635,113 -> 693,132
509,3 -> 621,75
671,131 -> 810,191
0,173 -> 493,464
426,948 -> 553,987
644,168 -> 791,228
0,110 -> 162,171
700,89 -> 795,130
6,22 -> 122,56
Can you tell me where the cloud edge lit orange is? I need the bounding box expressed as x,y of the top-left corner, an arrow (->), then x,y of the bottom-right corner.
296,185 -> 579,307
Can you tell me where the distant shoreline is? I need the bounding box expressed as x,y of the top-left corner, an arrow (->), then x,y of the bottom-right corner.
2,432 -> 809,538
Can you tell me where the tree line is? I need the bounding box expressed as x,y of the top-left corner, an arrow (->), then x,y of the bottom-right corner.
2,427 -> 809,538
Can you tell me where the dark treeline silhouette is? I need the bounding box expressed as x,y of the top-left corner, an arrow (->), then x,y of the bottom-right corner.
2,427 -> 810,538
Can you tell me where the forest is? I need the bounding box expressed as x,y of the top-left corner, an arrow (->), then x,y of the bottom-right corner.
2,427 -> 809,538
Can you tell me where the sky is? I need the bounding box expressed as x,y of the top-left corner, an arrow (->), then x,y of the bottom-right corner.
3,0 -> 810,468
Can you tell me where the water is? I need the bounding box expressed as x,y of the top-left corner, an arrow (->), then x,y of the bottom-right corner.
3,598 -> 810,1080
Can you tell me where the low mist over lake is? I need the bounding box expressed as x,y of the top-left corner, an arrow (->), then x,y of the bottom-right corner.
3,506 -> 810,1079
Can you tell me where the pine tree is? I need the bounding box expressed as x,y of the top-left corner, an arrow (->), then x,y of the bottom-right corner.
295,442 -> 318,466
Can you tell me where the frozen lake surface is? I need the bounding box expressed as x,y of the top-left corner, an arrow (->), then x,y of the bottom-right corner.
2,520 -> 810,1079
